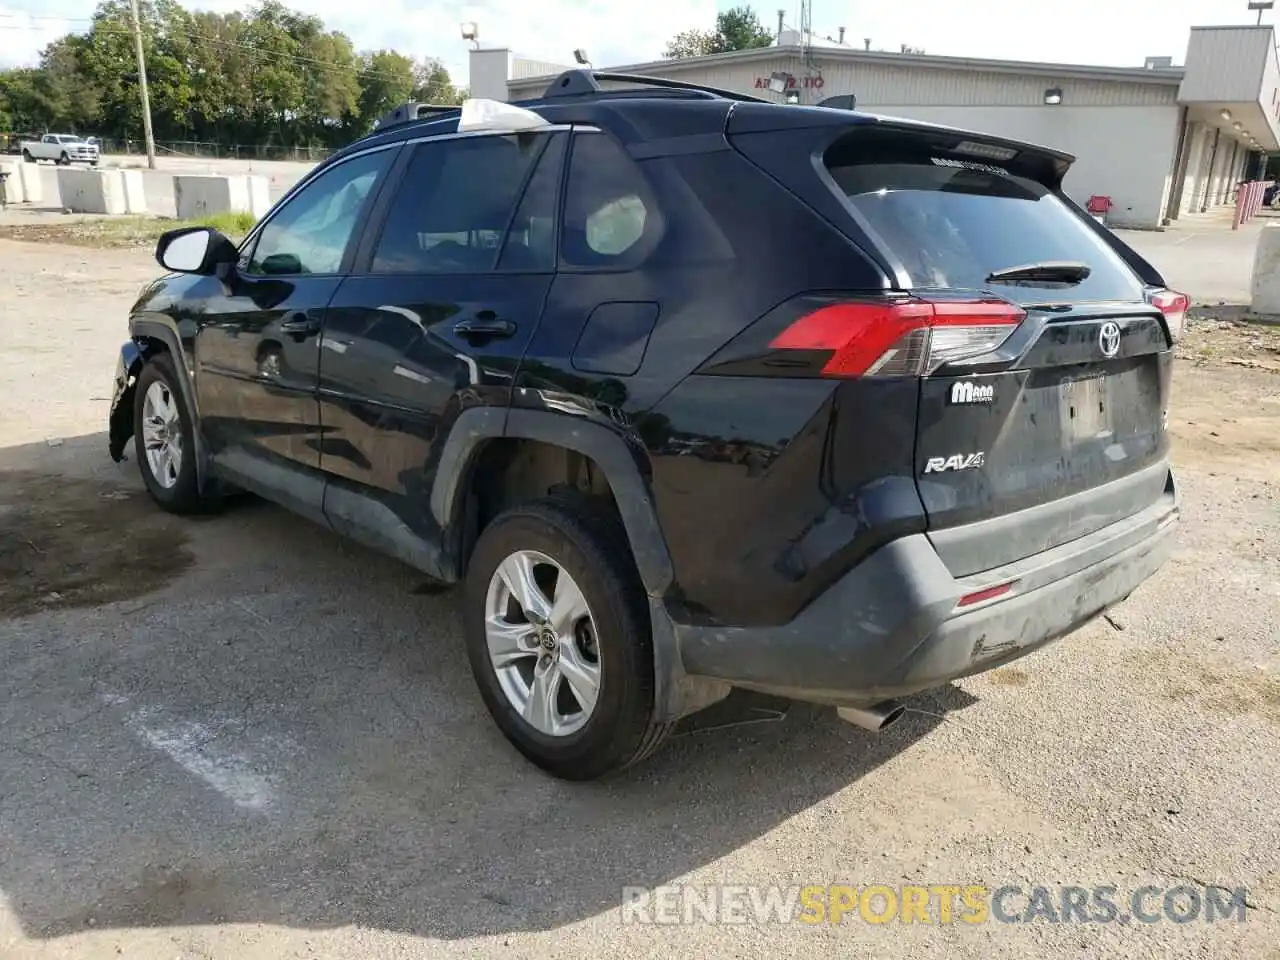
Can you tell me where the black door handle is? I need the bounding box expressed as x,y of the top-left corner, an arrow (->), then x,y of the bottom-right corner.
279,311 -> 321,339
453,315 -> 516,340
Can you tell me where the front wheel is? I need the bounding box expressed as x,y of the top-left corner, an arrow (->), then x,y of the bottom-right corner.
57,152 -> 68,165
132,355 -> 205,513
21,150 -> 33,163
463,496 -> 674,780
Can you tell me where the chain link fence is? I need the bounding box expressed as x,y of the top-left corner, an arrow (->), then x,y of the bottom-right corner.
99,138 -> 337,163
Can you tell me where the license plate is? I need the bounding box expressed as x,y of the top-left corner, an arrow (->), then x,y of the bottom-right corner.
1059,376 -> 1111,444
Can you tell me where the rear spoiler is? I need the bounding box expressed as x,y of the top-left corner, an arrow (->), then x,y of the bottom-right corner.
727,103 -> 1073,189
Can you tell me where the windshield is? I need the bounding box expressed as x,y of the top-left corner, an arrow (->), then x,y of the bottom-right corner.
826,158 -> 1144,305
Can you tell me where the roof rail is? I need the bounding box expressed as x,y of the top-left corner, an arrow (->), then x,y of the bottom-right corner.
370,101 -> 461,134
539,69 -> 769,103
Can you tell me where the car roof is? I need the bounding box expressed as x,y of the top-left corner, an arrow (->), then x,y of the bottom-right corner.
321,68 -> 1072,180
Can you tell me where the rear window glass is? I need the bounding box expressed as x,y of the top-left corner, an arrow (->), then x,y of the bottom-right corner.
826,157 -> 1144,304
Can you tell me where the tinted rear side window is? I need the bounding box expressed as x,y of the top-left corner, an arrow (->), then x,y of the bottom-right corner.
826,155 -> 1144,304
561,132 -> 661,268
372,133 -> 548,274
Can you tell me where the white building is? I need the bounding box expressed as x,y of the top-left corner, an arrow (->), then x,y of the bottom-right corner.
471,25 -> 1280,230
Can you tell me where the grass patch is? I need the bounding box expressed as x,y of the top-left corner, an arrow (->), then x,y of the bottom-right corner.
190,210 -> 257,237
0,211 -> 257,249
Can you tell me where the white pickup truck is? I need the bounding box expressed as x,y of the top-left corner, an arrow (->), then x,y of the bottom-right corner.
20,134 -> 100,165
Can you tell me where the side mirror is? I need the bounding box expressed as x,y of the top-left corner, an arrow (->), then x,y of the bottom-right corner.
156,226 -> 238,275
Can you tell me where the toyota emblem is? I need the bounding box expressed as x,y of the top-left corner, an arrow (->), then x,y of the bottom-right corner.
1098,321 -> 1121,358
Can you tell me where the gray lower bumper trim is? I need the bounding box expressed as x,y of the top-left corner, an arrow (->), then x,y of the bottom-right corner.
672,476 -> 1178,707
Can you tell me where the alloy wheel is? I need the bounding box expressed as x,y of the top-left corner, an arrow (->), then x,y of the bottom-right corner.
140,380 -> 183,489
484,549 -> 601,737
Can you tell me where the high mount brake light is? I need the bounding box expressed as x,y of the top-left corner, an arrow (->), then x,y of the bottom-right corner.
1147,288 -> 1189,341
769,298 -> 1026,377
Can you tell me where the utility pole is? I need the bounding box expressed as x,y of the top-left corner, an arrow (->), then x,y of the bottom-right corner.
128,0 -> 156,169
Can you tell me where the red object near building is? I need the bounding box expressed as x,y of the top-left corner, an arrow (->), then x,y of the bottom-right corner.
1086,195 -> 1113,214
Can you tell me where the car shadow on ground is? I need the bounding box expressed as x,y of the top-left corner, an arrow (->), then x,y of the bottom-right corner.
0,433 -> 979,941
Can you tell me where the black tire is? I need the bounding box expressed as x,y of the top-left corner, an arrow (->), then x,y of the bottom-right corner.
463,495 -> 675,780
132,354 -> 205,514
58,152 -> 68,165
21,150 -> 33,163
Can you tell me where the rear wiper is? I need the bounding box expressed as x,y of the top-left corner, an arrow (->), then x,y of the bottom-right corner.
985,260 -> 1091,284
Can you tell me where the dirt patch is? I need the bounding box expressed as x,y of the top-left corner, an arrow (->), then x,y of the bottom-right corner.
0,470 -> 193,618
987,667 -> 1031,687
1149,655 -> 1280,724
1177,316 -> 1280,373
0,220 -> 165,250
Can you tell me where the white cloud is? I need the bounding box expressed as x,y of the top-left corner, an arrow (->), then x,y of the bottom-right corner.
0,8 -> 79,68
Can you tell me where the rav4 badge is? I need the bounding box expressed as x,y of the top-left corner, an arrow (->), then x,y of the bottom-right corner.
924,452 -> 986,474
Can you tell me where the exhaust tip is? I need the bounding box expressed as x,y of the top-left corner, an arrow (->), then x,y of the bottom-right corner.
837,700 -> 906,732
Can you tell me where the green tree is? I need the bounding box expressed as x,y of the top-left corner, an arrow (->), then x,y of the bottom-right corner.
711,6 -> 774,52
0,0 -> 459,148
414,59 -> 461,104
665,6 -> 775,58
353,50 -> 415,133
0,69 -> 59,131
38,35 -> 101,132
664,29 -> 717,59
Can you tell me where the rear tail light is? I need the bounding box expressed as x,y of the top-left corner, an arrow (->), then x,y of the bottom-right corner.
1147,288 -> 1189,341
956,579 -> 1018,608
769,298 -> 1025,378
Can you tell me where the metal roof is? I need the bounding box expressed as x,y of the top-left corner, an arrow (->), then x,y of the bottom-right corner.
510,44 -> 1186,90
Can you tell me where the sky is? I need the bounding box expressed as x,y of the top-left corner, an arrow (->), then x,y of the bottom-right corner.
0,0 -> 1266,82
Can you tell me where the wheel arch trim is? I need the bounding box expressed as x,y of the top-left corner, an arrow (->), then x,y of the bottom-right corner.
129,316 -> 212,491
431,406 -> 675,598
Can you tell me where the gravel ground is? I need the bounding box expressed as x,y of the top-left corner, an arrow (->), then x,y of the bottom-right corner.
0,231 -> 1277,960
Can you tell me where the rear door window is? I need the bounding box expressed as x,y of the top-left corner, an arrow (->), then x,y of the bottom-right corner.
826,150 -> 1144,305
371,133 -> 551,274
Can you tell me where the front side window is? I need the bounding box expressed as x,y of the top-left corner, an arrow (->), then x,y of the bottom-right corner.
247,148 -> 392,276
372,133 -> 551,274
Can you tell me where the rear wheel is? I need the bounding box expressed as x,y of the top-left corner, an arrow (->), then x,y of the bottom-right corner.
463,496 -> 674,780
132,355 -> 204,514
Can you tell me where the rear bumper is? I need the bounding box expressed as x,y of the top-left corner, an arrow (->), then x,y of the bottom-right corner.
672,466 -> 1178,706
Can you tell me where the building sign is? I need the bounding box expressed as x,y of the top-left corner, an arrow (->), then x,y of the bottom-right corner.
753,74 -> 825,90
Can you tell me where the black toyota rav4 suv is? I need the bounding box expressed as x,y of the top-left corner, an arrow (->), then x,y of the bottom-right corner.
108,71 -> 1182,780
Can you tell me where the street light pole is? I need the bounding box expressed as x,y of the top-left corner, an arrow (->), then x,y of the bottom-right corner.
128,0 -> 156,169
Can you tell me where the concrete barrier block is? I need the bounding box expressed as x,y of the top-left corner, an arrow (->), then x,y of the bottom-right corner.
57,167 -> 127,214
18,160 -> 42,203
120,169 -> 147,214
246,175 -> 271,218
0,158 -> 26,203
174,174 -> 266,220
1251,224 -> 1280,315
